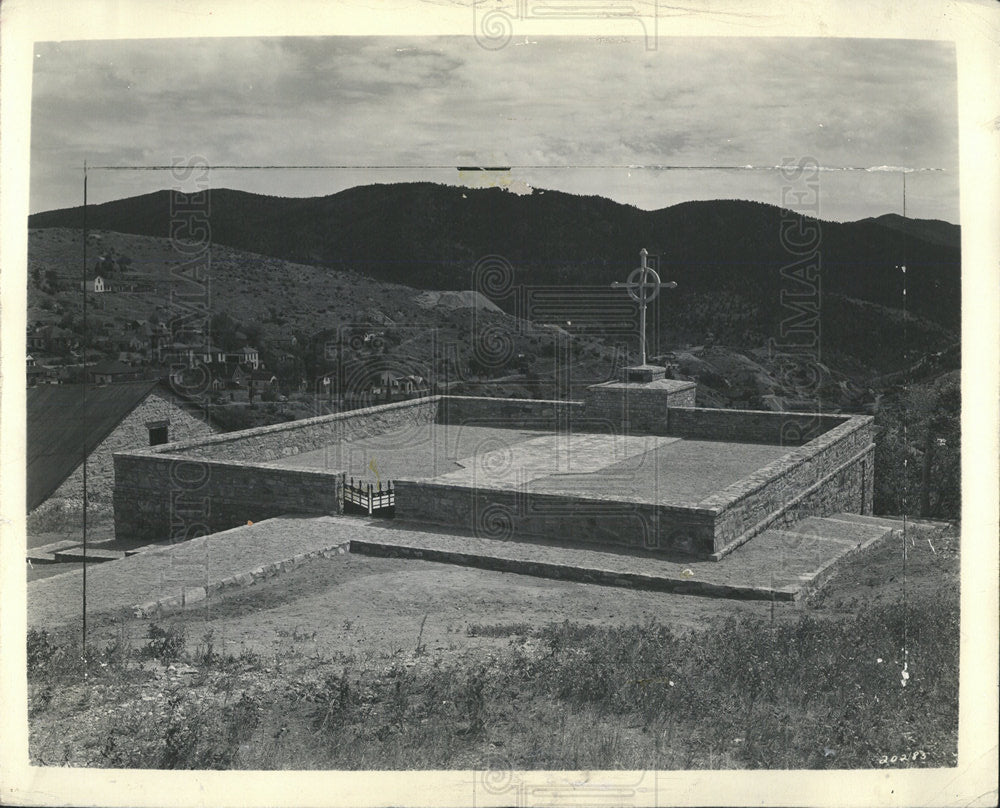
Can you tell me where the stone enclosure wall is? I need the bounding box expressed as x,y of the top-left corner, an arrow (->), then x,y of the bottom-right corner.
113,397 -> 445,542
391,410 -> 872,558
170,397 -> 440,462
703,415 -> 875,557
436,396 -> 584,430
666,407 -> 846,446
114,393 -> 874,558
393,481 -> 718,556
113,452 -> 342,543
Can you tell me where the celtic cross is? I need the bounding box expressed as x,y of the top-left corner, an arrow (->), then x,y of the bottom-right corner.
611,248 -> 677,366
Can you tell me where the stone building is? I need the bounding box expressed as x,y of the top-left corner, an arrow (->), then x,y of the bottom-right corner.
27,379 -> 218,511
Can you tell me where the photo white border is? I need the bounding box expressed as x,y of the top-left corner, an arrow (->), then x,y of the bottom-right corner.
2,1 -> 997,805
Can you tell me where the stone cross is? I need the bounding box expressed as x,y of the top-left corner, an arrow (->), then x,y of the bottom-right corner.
611,248 -> 677,367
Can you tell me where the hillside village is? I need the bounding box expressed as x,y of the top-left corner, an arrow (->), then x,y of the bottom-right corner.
26,229 -> 483,419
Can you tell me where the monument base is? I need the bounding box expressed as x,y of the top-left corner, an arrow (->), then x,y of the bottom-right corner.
585,373 -> 697,434
622,364 -> 667,383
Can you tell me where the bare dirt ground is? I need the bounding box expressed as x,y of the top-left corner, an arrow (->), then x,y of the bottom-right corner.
73,519 -> 955,664
78,553 -> 772,662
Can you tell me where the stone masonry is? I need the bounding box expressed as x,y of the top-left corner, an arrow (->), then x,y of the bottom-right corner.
43,387 -> 216,507
114,392 -> 875,559
585,378 -> 697,434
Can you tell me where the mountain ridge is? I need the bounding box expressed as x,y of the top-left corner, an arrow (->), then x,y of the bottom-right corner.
29,183 -> 961,331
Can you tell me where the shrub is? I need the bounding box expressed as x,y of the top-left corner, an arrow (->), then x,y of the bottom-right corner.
26,628 -> 59,676
140,623 -> 185,661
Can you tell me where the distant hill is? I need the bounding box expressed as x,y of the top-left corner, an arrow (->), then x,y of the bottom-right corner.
29,184 -> 961,335
858,213 -> 960,251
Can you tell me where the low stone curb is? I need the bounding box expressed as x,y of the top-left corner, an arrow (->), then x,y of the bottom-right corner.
131,541 -> 351,618
348,539 -> 802,602
53,547 -> 126,563
27,540 -> 82,563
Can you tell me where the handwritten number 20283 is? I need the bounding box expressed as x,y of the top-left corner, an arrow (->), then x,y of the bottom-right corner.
877,751 -> 927,765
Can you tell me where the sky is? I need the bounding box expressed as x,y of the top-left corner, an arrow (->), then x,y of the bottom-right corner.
29,36 -> 959,222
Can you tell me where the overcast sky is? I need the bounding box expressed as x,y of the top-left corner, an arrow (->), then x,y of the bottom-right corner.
30,36 -> 959,222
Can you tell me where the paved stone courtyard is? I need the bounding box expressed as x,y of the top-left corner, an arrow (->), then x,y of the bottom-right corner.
264,423 -> 793,504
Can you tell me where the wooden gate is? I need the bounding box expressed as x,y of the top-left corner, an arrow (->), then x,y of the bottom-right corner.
342,475 -> 395,516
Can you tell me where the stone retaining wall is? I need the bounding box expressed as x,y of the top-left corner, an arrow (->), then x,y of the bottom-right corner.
704,416 -> 875,557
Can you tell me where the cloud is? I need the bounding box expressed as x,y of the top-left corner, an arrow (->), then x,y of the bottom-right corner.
29,36 -> 958,221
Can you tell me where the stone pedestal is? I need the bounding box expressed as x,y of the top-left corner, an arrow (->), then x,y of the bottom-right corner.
623,364 -> 667,383
585,372 -> 697,434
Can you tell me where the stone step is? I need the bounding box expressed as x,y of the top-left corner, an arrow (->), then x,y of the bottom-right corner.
781,515 -> 893,546
754,515 -> 896,592
53,547 -> 126,563
27,540 -> 82,563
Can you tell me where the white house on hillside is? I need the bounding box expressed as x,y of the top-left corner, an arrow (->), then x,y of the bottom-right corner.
80,274 -> 107,293
227,346 -> 260,369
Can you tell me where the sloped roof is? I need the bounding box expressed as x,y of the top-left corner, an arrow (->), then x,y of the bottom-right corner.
26,379 -> 158,511
89,359 -> 139,375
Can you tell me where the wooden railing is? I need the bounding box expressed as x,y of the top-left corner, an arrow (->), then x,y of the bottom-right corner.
343,476 -> 395,516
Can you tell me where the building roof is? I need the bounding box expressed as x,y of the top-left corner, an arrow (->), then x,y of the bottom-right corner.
89,359 -> 139,376
26,379 -> 159,511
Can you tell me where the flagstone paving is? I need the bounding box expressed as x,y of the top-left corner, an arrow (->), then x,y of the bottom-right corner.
434,433 -> 677,488
27,515 -> 354,627
265,422 -> 794,505
27,511 -> 902,628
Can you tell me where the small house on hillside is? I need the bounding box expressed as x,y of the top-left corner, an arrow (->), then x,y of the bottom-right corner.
227,346 -> 260,370
27,329 -> 46,351
400,375 -> 428,395
81,274 -> 108,293
89,360 -> 144,385
115,273 -> 154,293
31,325 -> 76,354
197,345 -> 227,365
248,369 -> 278,397
26,355 -> 58,387
231,364 -> 252,389
163,343 -> 228,368
142,321 -> 170,361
